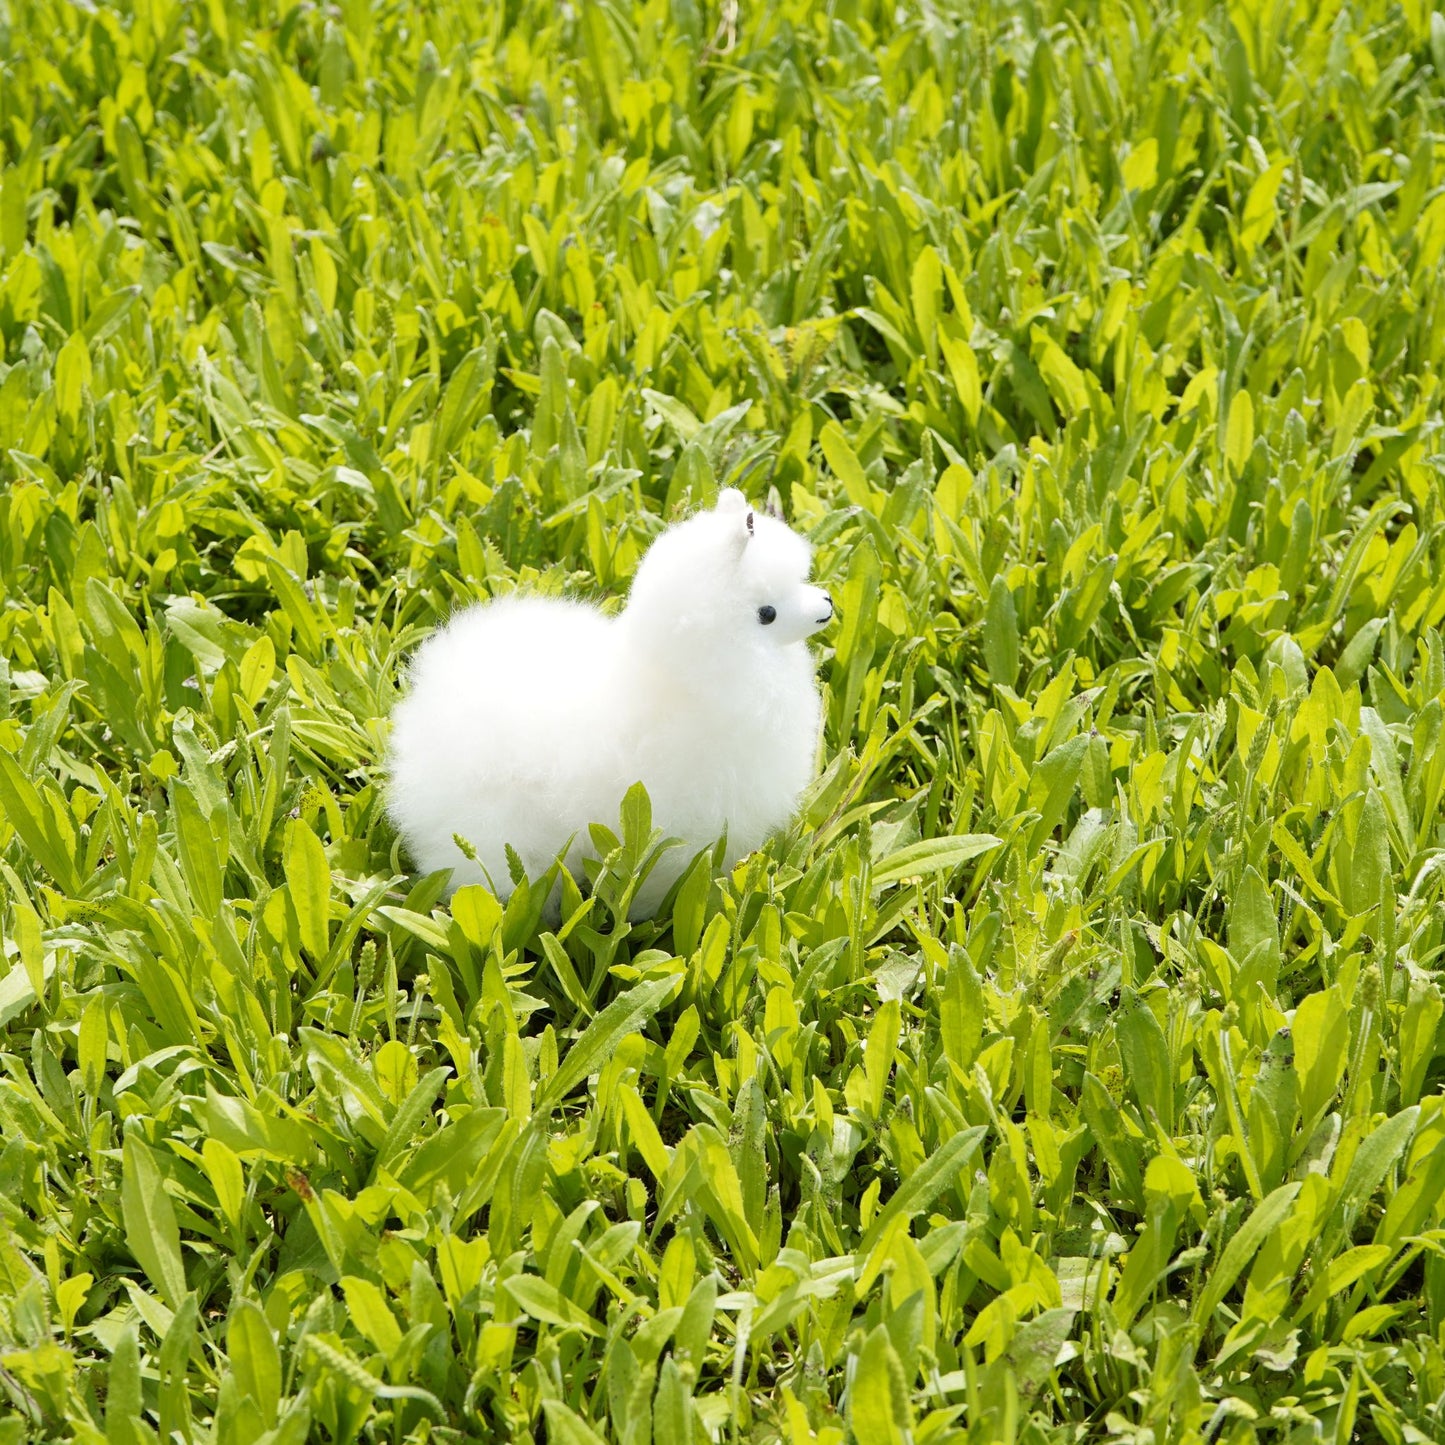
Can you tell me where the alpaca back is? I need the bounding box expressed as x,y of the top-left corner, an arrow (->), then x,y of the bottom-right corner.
387,596 -> 623,888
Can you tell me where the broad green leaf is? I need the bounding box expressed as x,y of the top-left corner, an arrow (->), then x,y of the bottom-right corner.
341,1275 -> 405,1355
872,834 -> 1002,888
54,331 -> 91,428
1225,388 -> 1254,474
939,321 -> 982,422
0,749 -> 79,892
451,884 -> 503,949
910,244 -> 942,363
264,556 -> 325,657
506,1274 -> 601,1335
1398,980 -> 1445,1107
1121,138 -> 1158,189
201,1085 -> 316,1163
939,946 -> 984,1072
228,1299 -> 280,1428
78,993 -> 107,1098
1035,334 -> 1089,417
1229,865 -> 1280,996
105,1325 -> 145,1445
819,421 -> 874,510
0,163 -> 27,259
856,1126 -> 986,1280
541,1400 -> 609,1445
1000,1307 -> 1077,1394
172,781 -> 223,918
674,1271 -> 717,1370
1339,788 -> 1391,918
691,1124 -> 759,1270
1080,1071 -> 1145,1210
0,936 -> 53,1029
202,1138 -> 245,1231
399,1105 -> 507,1194
1192,1182 -> 1301,1326
122,1134 -> 188,1309
1239,160 -> 1288,256
1117,999 -> 1173,1135
1335,1108 -> 1418,1223
534,975 -> 677,1114
848,1324 -> 911,1445
641,388 -> 701,443
984,575 -> 1019,687
285,818 -> 331,960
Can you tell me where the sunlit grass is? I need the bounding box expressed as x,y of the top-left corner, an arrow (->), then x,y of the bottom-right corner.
2,0 -> 1444,1440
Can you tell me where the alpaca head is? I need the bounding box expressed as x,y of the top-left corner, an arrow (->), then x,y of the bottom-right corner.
621,488 -> 833,666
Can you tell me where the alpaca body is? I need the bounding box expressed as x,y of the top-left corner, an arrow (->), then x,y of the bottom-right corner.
387,491 -> 831,916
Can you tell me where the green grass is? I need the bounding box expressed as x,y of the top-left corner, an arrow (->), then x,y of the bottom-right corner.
2,0 -> 1445,1439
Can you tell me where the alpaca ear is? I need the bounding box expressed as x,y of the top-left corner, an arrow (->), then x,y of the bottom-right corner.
727,508 -> 753,557
715,488 -> 753,554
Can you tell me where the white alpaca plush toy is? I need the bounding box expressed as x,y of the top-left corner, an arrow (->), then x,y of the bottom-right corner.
386,488 -> 833,917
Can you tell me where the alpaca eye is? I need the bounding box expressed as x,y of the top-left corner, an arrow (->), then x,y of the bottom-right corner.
758,605 -> 777,625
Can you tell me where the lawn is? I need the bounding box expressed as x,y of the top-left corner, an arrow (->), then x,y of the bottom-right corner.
2,0 -> 1445,1440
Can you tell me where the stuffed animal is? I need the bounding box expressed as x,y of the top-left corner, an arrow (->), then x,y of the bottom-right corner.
386,488 -> 833,916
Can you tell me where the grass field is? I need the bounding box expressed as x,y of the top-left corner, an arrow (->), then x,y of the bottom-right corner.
2,0 -> 1445,1439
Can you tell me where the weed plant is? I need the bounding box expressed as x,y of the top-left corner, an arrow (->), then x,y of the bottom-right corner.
2,0 -> 1445,1441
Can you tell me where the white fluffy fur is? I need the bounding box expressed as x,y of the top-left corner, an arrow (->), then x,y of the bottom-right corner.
386,489 -> 832,917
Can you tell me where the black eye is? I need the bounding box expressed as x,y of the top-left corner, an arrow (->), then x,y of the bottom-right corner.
758,605 -> 777,625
